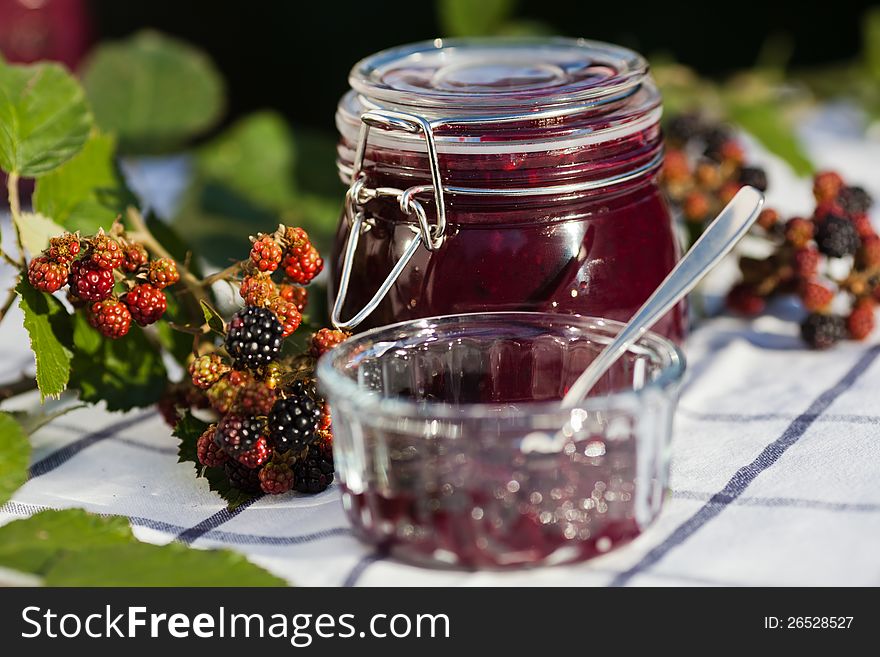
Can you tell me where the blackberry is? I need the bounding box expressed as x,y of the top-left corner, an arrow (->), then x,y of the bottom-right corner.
224,460 -> 262,493
214,413 -> 264,456
28,256 -> 69,293
148,258 -> 180,289
311,328 -> 349,357
237,436 -> 270,469
239,273 -> 277,306
847,299 -> 875,341
69,259 -> 114,302
189,353 -> 231,389
839,186 -> 873,216
259,462 -> 295,495
664,113 -> 704,144
815,214 -> 861,258
267,382 -> 321,453
197,426 -> 228,467
123,283 -> 167,326
225,306 -> 283,370
800,313 -> 846,350
88,298 -> 132,339
293,442 -> 334,494
738,166 -> 768,192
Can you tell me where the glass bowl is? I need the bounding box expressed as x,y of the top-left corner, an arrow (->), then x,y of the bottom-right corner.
317,312 -> 685,569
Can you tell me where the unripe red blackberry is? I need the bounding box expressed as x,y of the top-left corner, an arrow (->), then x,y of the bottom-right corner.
189,354 -> 231,390
682,191 -> 710,223
282,228 -> 323,284
249,234 -> 283,273
756,208 -> 779,231
784,217 -> 815,249
279,283 -> 308,312
259,461 -> 295,495
799,281 -> 835,312
857,235 -> 880,269
236,378 -> 277,416
847,299 -> 875,341
793,247 -> 820,280
89,233 -> 124,270
207,371 -> 248,414
148,258 -> 180,289
123,283 -> 167,326
718,181 -> 742,205
269,296 -> 302,338
239,273 -> 277,307
237,436 -> 270,469
28,256 -> 69,293
813,171 -> 844,203
197,425 -> 228,467
46,233 -> 81,264
121,242 -> 149,273
660,149 -> 690,183
311,328 -> 349,357
88,298 -> 132,339
69,259 -> 114,301
726,282 -> 765,316
215,413 -> 264,456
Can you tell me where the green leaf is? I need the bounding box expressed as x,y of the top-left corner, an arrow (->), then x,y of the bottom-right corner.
32,131 -> 134,234
68,312 -> 167,412
0,509 -> 285,586
82,30 -> 225,153
200,299 -> 227,335
45,541 -> 285,586
0,59 -> 93,176
196,111 -> 298,209
0,413 -> 29,506
865,7 -> 880,80
16,279 -> 73,401
174,411 -> 210,476
0,509 -> 131,575
727,100 -> 814,177
438,0 -> 517,36
205,466 -> 259,510
14,212 -> 66,258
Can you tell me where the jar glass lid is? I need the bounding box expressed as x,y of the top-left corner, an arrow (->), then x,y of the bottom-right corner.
349,37 -> 649,114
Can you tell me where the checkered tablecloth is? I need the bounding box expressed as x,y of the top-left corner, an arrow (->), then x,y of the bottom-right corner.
1,106 -> 879,586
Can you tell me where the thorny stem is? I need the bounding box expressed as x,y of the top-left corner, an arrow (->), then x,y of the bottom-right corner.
201,262 -> 242,287
0,373 -> 38,401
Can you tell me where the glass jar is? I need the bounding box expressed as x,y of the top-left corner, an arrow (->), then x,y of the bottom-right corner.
331,38 -> 684,340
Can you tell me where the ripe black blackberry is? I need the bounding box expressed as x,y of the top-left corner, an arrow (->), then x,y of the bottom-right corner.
224,460 -> 262,493
815,214 -> 861,258
665,113 -> 704,144
838,186 -> 873,216
214,413 -> 264,455
800,313 -> 847,349
267,381 -> 321,453
225,306 -> 283,370
738,166 -> 768,192
293,442 -> 334,494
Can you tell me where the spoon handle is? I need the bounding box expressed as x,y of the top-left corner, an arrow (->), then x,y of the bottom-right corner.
561,185 -> 764,408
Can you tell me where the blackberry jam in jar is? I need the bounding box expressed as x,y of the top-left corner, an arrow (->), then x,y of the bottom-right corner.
331,38 -> 684,340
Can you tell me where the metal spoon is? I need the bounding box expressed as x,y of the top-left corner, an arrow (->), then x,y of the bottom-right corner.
561,185 -> 764,408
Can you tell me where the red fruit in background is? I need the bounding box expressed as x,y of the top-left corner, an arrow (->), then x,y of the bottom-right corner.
311,328 -> 350,357
282,245 -> 323,284
259,462 -> 295,495
813,171 -> 844,203
239,273 -> 277,306
269,296 -> 302,338
279,283 -> 308,312
87,298 -> 132,340
46,234 -> 81,264
237,436 -> 270,469
857,235 -> 880,269
756,208 -> 779,231
847,299 -> 875,341
799,281 -> 835,312
148,258 -> 180,289
197,426 -> 228,467
249,235 -> 283,273
851,213 -> 876,240
682,190 -> 710,223
793,246 -> 820,280
27,256 -> 68,293
660,149 -> 690,183
0,0 -> 92,69
784,217 -> 815,249
124,283 -> 167,326
726,283 -> 765,316
121,242 -> 149,273
69,259 -> 114,301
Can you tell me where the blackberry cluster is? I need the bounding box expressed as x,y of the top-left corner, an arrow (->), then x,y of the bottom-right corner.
26,228 -> 176,339
720,170 -> 877,349
177,224 -> 337,499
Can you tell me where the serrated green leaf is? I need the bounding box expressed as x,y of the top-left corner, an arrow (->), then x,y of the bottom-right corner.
438,0 -> 517,36
200,299 -> 227,335
68,312 -> 167,412
197,111 -> 298,210
32,131 -> 134,233
727,100 -> 814,176
82,30 -> 225,153
16,279 -> 73,401
205,466 -> 259,510
0,412 -> 29,506
174,411 -> 210,476
45,541 -> 285,586
0,509 -> 285,586
14,212 -> 66,257
0,59 -> 93,176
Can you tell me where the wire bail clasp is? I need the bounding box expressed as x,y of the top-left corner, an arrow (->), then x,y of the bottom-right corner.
332,109 -> 448,331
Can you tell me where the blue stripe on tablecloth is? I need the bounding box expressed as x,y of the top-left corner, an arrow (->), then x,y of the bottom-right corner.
672,490 -> 880,512
609,343 -> 880,587
678,408 -> 880,425
175,496 -> 263,544
0,500 -> 351,546
343,551 -> 387,587
28,411 -> 158,478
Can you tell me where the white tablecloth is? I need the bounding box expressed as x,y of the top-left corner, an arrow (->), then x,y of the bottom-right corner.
1,106 -> 879,586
